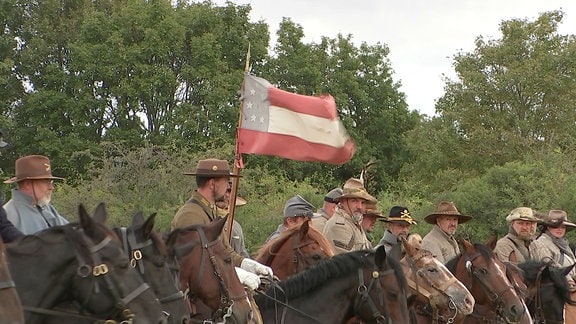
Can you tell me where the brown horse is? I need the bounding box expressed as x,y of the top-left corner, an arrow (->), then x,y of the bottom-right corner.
254,220 -> 334,280
0,237 -> 24,324
165,216 -> 254,323
445,238 -> 527,323
400,239 -> 474,324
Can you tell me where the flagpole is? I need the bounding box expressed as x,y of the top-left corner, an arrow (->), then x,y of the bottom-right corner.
227,43 -> 250,243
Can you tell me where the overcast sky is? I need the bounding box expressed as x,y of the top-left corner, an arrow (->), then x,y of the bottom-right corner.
215,0 -> 576,116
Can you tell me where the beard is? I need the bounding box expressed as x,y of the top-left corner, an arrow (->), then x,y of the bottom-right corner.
36,194 -> 51,207
352,211 -> 363,224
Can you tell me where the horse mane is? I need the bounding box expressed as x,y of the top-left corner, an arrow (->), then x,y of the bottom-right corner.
254,222 -> 334,262
256,249 -> 404,309
517,260 -> 573,303
445,242 -> 494,271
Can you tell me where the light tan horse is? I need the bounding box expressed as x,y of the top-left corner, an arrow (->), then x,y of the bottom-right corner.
400,238 -> 475,324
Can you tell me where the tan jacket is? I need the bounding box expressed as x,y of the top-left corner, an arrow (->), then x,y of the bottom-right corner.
323,207 -> 371,254
171,192 -> 245,266
494,233 -> 532,263
421,225 -> 460,264
310,209 -> 329,232
530,232 -> 576,280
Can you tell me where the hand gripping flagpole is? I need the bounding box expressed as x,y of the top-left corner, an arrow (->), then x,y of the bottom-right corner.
227,43 -> 250,243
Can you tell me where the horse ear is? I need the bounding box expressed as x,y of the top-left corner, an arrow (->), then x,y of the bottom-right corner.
485,233 -> 498,250
457,237 -> 473,253
92,203 -> 107,224
78,204 -> 96,233
132,211 -> 145,226
375,244 -> 387,266
142,213 -> 157,238
299,220 -> 310,239
214,215 -> 227,236
561,263 -> 576,276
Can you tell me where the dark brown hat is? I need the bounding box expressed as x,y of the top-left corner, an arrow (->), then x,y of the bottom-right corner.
183,159 -> 241,178
4,155 -> 64,184
424,201 -> 473,224
541,210 -> 576,231
364,201 -> 385,219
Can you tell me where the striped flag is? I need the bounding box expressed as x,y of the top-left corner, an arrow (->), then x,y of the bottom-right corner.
237,74 -> 355,165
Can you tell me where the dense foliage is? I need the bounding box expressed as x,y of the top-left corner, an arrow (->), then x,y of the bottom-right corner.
2,1 -> 576,250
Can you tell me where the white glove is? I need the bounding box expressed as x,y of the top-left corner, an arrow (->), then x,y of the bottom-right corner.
235,267 -> 260,290
241,258 -> 274,280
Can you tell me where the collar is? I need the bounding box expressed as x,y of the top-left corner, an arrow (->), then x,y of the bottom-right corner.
11,188 -> 36,206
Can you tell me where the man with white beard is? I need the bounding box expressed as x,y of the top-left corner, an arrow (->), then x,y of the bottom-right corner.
323,178 -> 377,254
3,155 -> 68,234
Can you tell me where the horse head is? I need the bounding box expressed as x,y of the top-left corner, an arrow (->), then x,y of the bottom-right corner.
450,238 -> 526,323
112,211 -> 190,323
8,202 -> 166,324
401,237 -> 475,322
254,220 -> 334,279
166,216 -> 253,324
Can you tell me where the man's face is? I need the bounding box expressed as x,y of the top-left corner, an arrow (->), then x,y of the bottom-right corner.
286,216 -> 308,227
548,225 -> 567,238
511,220 -> 537,239
340,198 -> 366,217
211,177 -> 230,203
325,202 -> 338,217
437,215 -> 459,235
215,182 -> 232,209
361,215 -> 378,232
387,222 -> 411,239
30,179 -> 54,206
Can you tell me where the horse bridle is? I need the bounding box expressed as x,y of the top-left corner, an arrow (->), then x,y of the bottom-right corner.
405,251 -> 459,324
291,236 -> 319,274
23,228 -> 151,324
464,252 -> 517,319
526,264 -> 563,324
176,227 -> 248,324
118,227 -> 185,308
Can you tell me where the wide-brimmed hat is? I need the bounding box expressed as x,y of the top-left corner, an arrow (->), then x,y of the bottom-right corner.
338,178 -> 376,203
183,159 -> 241,177
234,196 -> 247,207
541,210 -> 576,230
424,201 -> 473,224
4,155 -> 64,184
324,188 -> 343,204
364,201 -> 385,219
283,195 -> 315,218
383,206 -> 417,225
506,207 -> 539,223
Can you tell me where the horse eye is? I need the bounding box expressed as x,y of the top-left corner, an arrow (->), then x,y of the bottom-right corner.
426,267 -> 438,273
387,291 -> 398,300
224,257 -> 232,264
312,255 -> 322,261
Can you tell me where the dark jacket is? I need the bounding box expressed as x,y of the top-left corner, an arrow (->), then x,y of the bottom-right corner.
0,199 -> 24,243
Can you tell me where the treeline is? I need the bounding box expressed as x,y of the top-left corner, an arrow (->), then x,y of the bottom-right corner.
2,1 -> 576,251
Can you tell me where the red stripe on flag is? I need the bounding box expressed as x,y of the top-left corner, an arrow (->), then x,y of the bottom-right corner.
237,129 -> 355,165
268,87 -> 338,120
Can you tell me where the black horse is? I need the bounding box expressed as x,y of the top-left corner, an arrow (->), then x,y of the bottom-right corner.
6,203 -> 166,324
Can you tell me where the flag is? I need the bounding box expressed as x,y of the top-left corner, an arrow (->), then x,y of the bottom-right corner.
237,74 -> 355,165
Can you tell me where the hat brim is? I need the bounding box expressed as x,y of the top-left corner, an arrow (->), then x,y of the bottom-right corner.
424,213 -> 473,224
339,192 -> 377,203
542,220 -> 576,231
382,217 -> 418,225
183,172 -> 242,177
4,175 -> 65,184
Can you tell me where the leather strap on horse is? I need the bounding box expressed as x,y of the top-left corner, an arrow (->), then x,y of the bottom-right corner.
23,305 -> 122,323
253,284 -> 323,324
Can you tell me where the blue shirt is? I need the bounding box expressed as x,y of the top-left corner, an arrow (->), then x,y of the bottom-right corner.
4,189 -> 68,235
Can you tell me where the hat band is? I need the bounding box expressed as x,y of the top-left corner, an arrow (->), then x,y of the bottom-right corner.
194,169 -> 232,176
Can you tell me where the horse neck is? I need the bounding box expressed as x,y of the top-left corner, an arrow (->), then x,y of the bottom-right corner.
267,237 -> 299,280
259,273 -> 357,323
7,242 -> 76,312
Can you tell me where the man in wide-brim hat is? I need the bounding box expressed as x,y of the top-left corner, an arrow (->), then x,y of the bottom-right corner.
171,158 -> 273,292
494,207 -> 540,264
376,205 -> 417,255
323,178 -> 377,254
530,209 -> 576,321
3,155 -> 68,235
361,201 -> 386,246
421,201 -> 473,263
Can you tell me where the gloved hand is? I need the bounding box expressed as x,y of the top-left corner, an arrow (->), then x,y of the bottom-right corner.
241,258 -> 274,280
235,267 -> 260,290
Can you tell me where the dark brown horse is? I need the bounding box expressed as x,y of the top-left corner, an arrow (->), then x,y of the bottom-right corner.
7,203 -> 166,324
445,238 -> 527,323
515,260 -> 575,323
400,239 -> 474,324
165,216 -> 254,324
0,237 -> 24,323
254,220 -> 334,280
114,212 -> 190,323
255,246 -> 410,323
